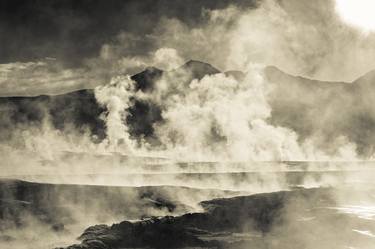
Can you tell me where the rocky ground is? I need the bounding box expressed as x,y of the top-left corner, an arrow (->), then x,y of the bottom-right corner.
0,179 -> 242,248
60,187 -> 375,249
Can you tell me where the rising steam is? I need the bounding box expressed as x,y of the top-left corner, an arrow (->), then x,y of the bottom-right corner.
2,1 -> 375,249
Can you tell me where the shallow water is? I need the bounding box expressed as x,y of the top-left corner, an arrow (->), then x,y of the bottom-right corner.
1,160 -> 375,248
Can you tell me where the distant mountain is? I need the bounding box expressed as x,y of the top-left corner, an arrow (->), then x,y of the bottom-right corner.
2,60 -> 375,156
131,67 -> 163,92
224,70 -> 246,81
353,69 -> 375,86
129,60 -> 221,91
175,59 -> 221,79
117,60 -> 220,141
0,89 -> 106,142
264,66 -> 375,155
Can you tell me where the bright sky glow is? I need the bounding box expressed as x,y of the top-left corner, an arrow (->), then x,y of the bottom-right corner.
335,0 -> 375,32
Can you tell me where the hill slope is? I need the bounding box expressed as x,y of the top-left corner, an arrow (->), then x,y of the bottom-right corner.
2,61 -> 375,156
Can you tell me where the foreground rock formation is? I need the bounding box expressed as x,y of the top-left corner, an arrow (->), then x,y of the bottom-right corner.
60,187 -> 375,249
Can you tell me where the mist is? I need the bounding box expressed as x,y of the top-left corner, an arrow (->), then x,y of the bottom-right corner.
1,0 -> 375,249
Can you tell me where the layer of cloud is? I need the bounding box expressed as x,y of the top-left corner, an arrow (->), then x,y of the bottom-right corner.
4,0 -> 375,96
0,59 -> 109,97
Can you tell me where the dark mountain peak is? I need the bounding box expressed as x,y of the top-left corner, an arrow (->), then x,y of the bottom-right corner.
224,70 -> 246,81
264,65 -> 281,72
176,60 -> 221,80
264,65 -> 293,79
132,66 -> 164,77
144,66 -> 163,74
184,59 -> 214,67
264,65 -> 348,89
182,59 -> 221,72
131,66 -> 164,92
352,69 -> 375,86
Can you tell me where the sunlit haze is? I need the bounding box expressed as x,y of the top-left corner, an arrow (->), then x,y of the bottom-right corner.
335,0 -> 375,32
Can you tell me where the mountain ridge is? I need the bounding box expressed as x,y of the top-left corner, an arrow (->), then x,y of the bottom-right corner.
2,60 -> 375,156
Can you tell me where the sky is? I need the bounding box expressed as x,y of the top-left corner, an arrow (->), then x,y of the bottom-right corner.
2,0 -> 375,96
0,0 -> 257,65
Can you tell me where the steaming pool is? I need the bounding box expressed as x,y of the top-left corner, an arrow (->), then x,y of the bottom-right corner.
1,159 -> 375,249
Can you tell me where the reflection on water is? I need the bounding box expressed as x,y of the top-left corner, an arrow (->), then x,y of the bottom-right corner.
352,229 -> 375,238
2,157 -> 375,191
333,206 -> 375,220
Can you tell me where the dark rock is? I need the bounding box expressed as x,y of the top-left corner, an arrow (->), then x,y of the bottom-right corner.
176,60 -> 221,80
131,66 -> 163,92
62,188 -> 341,249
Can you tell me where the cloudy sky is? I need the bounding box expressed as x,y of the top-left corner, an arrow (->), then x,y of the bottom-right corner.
0,0 -> 257,65
2,0 -> 375,96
